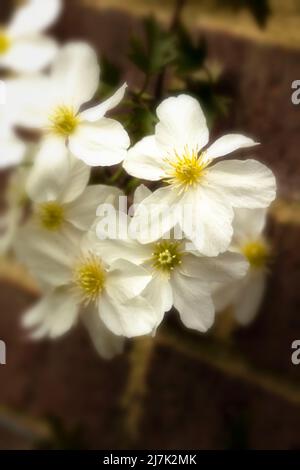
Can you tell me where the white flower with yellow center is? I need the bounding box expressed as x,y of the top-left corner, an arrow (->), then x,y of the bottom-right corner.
91,185 -> 249,332
124,95 -> 276,256
24,141 -> 122,238
213,208 -> 271,326
0,0 -> 61,73
15,228 -> 156,359
15,42 -> 130,167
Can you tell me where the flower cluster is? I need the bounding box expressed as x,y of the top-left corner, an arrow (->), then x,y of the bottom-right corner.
0,0 -> 276,358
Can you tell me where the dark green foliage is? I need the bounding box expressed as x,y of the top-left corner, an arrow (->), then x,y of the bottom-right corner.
129,16 -> 177,75
215,0 -> 271,28
175,24 -> 207,75
35,416 -> 86,450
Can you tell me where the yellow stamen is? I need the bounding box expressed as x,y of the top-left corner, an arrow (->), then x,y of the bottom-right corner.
165,147 -> 209,192
242,240 -> 270,269
0,31 -> 11,55
151,240 -> 183,274
73,255 -> 106,304
37,201 -> 64,231
49,106 -> 79,137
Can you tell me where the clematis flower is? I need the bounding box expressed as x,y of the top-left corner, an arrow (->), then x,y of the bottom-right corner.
0,0 -> 61,73
124,95 -> 276,256
24,141 -> 122,237
16,226 -> 157,344
213,208 -> 271,326
91,185 -> 249,332
0,114 -> 25,169
15,42 -> 130,167
0,165 -> 28,256
0,79 -> 29,169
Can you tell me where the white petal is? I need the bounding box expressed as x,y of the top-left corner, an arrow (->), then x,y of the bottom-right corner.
143,275 -> 173,323
181,251 -> 249,282
80,83 -> 127,122
7,76 -> 56,129
172,272 -> 215,332
123,136 -> 166,181
155,94 -> 209,154
131,186 -> 180,244
205,134 -> 258,161
234,270 -> 266,326
15,225 -> 75,288
82,308 -> 124,359
51,42 -> 99,109
8,0 -> 62,37
65,185 -> 121,231
233,208 -> 267,243
181,187 -> 234,256
106,259 -> 151,301
23,288 -> 79,339
26,137 -> 70,202
133,184 -> 152,206
92,232 -> 151,265
0,133 -> 25,169
99,293 -> 156,337
212,281 -> 240,312
206,159 -> 276,209
1,36 -> 58,73
69,119 -> 130,167
59,157 -> 91,204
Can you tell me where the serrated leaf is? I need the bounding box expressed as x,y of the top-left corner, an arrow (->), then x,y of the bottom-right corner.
175,24 -> 207,74
215,0 -> 271,28
129,16 -> 177,75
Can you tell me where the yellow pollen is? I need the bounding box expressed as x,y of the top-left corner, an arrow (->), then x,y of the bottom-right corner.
151,241 -> 183,274
165,147 -> 209,192
0,31 -> 11,55
242,240 -> 270,269
37,201 -> 64,231
49,106 -> 79,137
73,255 -> 106,304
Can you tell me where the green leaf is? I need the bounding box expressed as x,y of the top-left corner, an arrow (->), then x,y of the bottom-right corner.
175,24 -> 207,75
129,16 -> 177,75
215,0 -> 271,28
97,56 -> 122,99
101,56 -> 121,88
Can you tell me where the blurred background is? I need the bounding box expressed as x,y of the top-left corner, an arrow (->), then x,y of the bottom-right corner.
0,0 -> 300,450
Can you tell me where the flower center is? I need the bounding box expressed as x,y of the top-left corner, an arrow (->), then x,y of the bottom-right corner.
37,201 -> 64,231
165,147 -> 209,192
151,241 -> 183,274
0,31 -> 11,55
49,106 -> 79,137
73,255 -> 106,304
241,240 -> 270,269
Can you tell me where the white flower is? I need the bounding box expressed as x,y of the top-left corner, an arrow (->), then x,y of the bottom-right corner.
16,228 -> 157,342
124,94 -> 276,256
92,185 -> 249,333
15,42 -> 130,167
0,170 -> 26,255
0,145 -> 36,255
213,208 -> 270,326
0,114 -> 25,169
0,79 -> 28,169
25,141 -> 122,236
0,0 -> 61,73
